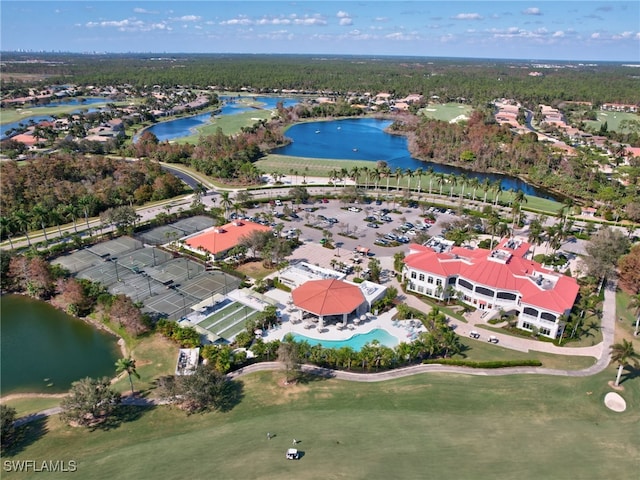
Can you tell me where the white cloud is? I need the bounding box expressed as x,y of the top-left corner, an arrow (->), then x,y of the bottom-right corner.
453,13 -> 483,20
133,8 -> 158,14
220,16 -> 253,26
174,15 -> 200,22
523,8 -> 542,16
337,11 -> 350,18
552,31 -> 565,38
339,18 -> 353,26
85,18 -> 170,32
591,32 -> 601,39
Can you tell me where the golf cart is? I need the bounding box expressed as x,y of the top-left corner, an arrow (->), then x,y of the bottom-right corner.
488,335 -> 499,344
469,330 -> 480,339
286,448 -> 299,460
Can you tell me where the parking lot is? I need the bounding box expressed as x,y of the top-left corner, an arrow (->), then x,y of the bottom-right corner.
243,197 -> 464,258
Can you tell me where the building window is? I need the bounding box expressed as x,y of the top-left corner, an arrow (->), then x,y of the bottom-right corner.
448,277 -> 456,285
497,291 -> 517,301
458,278 -> 473,290
417,285 -> 424,293
419,274 -> 425,281
522,322 -> 532,330
475,286 -> 494,297
427,276 -> 434,284
426,289 -> 433,296
540,327 -> 551,336
540,312 -> 557,323
436,279 -> 442,286
523,307 -> 538,317
410,272 -> 416,279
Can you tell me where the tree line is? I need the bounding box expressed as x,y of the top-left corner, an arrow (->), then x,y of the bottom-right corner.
3,53 -> 639,105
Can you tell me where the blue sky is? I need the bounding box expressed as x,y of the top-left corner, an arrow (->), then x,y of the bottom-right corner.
2,1 -> 639,61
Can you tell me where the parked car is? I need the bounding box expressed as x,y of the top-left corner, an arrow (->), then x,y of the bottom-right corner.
469,331 -> 480,339
488,335 -> 499,344
348,206 -> 362,212
375,199 -> 383,205
367,223 -> 379,229
381,216 -> 393,222
328,217 -> 338,223
364,216 -> 377,222
275,199 -> 283,206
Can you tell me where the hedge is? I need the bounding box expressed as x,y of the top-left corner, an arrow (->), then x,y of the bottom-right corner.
422,359 -> 543,368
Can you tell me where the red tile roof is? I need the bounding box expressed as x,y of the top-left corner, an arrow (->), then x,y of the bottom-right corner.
185,220 -> 271,255
292,279 -> 365,316
404,239 -> 579,313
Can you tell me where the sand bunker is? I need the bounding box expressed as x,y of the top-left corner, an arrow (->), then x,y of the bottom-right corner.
604,392 -> 626,412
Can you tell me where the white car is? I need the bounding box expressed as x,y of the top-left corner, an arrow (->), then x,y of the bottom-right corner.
488,335 -> 499,344
286,448 -> 299,460
348,206 -> 362,212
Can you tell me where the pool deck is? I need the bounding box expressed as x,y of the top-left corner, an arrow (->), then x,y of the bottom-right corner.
261,303 -> 425,346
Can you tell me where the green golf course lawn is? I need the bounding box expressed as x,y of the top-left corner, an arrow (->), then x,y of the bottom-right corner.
4,367 -> 638,480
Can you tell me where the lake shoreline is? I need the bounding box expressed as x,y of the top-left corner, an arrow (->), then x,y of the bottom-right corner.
1,292 -> 128,398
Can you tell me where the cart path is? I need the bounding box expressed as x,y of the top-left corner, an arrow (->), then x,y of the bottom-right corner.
10,280 -> 617,426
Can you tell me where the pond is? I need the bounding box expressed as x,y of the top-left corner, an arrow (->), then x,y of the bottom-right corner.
274,118 -> 558,200
138,95 -> 299,142
1,97 -> 107,139
0,295 -> 121,395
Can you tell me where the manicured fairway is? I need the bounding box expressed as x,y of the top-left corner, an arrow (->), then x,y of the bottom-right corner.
418,103 -> 473,122
4,367 -> 638,480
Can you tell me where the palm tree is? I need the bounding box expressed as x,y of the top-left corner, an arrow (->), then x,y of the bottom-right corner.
448,174 -> 458,198
31,203 -> 50,243
63,203 -> 80,234
527,216 -> 544,259
78,195 -> 95,229
426,167 -> 435,196
610,340 -> 640,387
362,166 -> 370,190
414,167 -> 423,194
469,177 -> 480,202
383,166 -> 392,193
219,191 -> 232,220
493,182 -> 503,206
394,167 -> 403,192
458,174 -> 468,203
436,173 -> 446,196
115,357 -> 140,395
481,178 -> 492,204
404,168 -> 414,193
0,216 -> 15,248
511,189 -> 527,227
486,212 -> 501,250
12,210 -> 32,247
349,166 -> 360,188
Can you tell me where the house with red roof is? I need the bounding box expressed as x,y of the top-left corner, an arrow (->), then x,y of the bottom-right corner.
402,237 -> 579,339
184,220 -> 271,260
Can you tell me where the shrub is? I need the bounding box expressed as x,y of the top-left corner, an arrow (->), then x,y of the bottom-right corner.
422,359 -> 542,368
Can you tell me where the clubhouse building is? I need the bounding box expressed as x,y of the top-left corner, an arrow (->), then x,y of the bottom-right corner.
402,237 -> 579,339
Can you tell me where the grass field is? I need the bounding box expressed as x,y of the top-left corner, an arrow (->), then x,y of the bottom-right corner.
584,111 -> 639,133
3,367 -> 638,480
0,100 -> 131,125
417,102 -> 474,122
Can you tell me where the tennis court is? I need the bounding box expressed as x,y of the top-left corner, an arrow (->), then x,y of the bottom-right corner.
144,258 -> 204,285
136,225 -> 185,245
108,271 -> 166,301
77,260 -> 121,286
177,271 -> 241,301
88,237 -> 144,257
52,249 -> 103,274
172,216 -> 215,234
136,216 -> 216,245
115,247 -> 173,271
142,289 -> 194,321
198,301 -> 261,341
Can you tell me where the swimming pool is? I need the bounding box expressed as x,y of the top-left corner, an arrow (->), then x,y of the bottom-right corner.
291,328 -> 399,351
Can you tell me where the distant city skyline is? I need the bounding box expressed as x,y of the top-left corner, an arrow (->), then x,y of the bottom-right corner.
2,1 -> 639,62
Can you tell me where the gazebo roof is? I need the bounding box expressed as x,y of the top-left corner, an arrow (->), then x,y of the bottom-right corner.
292,279 -> 365,316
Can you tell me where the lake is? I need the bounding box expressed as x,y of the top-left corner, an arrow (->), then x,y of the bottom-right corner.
138,95 -> 299,142
274,118 -> 558,199
0,295 -> 121,395
0,97 -> 107,139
